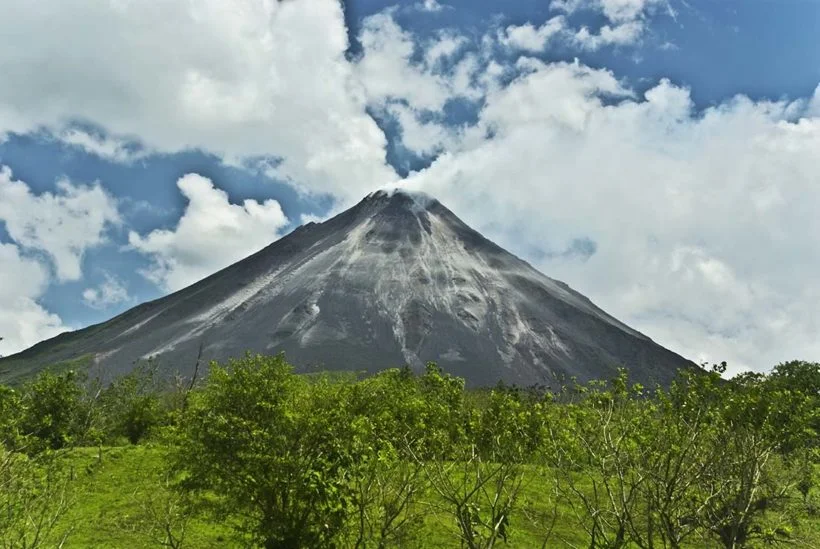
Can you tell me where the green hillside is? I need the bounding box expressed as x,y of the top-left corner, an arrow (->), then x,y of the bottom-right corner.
1,356 -> 818,548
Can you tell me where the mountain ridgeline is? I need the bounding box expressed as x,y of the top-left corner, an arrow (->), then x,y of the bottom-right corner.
0,190 -> 694,386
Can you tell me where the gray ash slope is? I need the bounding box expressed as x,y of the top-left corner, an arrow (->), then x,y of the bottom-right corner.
1,190 -> 694,386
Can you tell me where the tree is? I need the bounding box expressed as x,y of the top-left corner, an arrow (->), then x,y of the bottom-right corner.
345,445 -> 426,549
0,449 -> 73,548
624,368 -> 725,549
418,443 -> 524,549
544,373 -> 649,549
0,374 -> 76,548
171,354 -> 359,549
768,360 -> 820,397
343,369 -> 430,549
0,386 -> 23,451
694,370 -> 816,548
414,381 -> 529,549
98,363 -> 162,445
19,371 -> 87,451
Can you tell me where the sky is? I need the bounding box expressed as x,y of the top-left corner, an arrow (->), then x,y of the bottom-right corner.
0,0 -> 819,375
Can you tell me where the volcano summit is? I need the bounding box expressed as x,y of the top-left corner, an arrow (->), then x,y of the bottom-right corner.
0,190 -> 693,386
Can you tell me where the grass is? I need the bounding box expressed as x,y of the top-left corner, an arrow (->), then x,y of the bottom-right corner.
413,466 -> 592,548
56,446 -> 234,548
42,446 -> 820,548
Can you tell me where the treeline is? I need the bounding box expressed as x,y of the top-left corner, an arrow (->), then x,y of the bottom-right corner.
0,356 -> 818,548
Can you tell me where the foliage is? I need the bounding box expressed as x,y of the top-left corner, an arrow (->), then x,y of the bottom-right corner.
18,371 -> 88,452
0,356 -> 818,548
0,385 -> 23,450
0,449 -> 73,548
694,365 -> 818,548
343,369 -> 429,548
97,364 -> 163,445
538,363 -> 820,549
170,354 -> 359,549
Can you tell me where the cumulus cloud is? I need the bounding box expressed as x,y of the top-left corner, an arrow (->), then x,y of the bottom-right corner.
82,274 -> 131,310
501,0 -> 667,53
0,0 -> 395,199
355,12 -> 483,158
357,12 -> 485,110
0,168 -> 117,355
478,59 -> 631,132
129,174 -> 290,292
387,104 -> 456,157
425,33 -> 467,67
0,166 -> 120,281
572,20 -> 645,50
499,17 -> 568,52
356,12 -> 459,112
353,17 -> 819,374
398,59 -> 820,374
0,243 -> 66,356
553,0 -> 667,23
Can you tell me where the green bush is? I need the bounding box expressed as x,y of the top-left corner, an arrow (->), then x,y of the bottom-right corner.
19,370 -> 89,451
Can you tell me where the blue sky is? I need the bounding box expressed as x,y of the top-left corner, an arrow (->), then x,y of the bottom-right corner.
1,0 -> 818,373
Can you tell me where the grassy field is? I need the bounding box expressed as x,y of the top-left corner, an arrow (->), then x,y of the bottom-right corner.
44,445 -> 818,548
56,446 -> 233,548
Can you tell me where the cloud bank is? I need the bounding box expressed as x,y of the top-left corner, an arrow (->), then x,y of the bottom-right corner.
394,53 -> 820,374
0,0 -> 396,199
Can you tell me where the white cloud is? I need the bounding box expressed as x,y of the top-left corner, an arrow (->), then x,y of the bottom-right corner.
477,59 -> 630,133
499,17 -> 568,52
58,128 -> 144,163
416,0 -> 446,12
425,33 -> 467,67
573,21 -> 645,50
0,166 -> 120,281
808,84 -> 820,117
553,0 -> 666,23
0,243 -> 66,357
0,0 -> 395,200
356,12 -> 456,112
82,274 -> 131,310
399,60 -> 820,374
129,174 -> 290,292
500,16 -> 645,53
356,12 -> 485,112
388,104 -> 455,157
299,213 -> 331,226
537,0 -> 668,50
355,13 -> 483,160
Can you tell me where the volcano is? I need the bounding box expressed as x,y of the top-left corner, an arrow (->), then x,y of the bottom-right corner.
0,190 -> 694,386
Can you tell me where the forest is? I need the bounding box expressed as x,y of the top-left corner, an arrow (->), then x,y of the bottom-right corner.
0,356 -> 817,548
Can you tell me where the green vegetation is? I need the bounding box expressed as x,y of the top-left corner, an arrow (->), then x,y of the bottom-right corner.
0,356 -> 817,548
